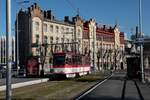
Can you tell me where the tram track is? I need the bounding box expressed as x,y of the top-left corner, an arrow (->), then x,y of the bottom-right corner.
74,72 -> 113,100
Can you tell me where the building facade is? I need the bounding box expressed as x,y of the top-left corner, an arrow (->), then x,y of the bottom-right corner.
83,22 -> 125,70
17,3 -> 125,73
0,36 -> 15,67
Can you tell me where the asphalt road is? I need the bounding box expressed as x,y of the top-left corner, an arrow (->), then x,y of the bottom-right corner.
79,70 -> 150,100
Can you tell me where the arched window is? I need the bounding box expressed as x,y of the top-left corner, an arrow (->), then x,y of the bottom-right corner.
35,34 -> 39,44
44,36 -> 48,44
56,26 -> 59,33
50,25 -> 53,33
35,22 -> 39,32
43,24 -> 47,32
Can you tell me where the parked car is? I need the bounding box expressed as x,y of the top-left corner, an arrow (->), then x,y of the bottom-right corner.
0,66 -> 6,78
0,65 -> 18,78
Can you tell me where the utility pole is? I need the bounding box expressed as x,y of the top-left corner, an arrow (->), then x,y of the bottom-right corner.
6,0 -> 12,99
93,26 -> 97,71
74,25 -> 77,53
139,0 -> 145,83
16,9 -> 19,76
93,29 -> 95,70
101,36 -> 103,71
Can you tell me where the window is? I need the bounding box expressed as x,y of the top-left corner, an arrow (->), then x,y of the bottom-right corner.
71,29 -> 74,33
56,26 -> 59,33
43,24 -> 47,32
66,28 -> 69,33
67,39 -> 69,43
78,29 -> 81,36
50,36 -> 53,44
35,22 -> 39,31
35,35 -> 39,44
44,36 -> 48,44
71,39 -> 74,42
61,27 -> 64,34
53,55 -> 65,66
56,37 -> 59,43
50,25 -> 53,33
61,38 -> 64,43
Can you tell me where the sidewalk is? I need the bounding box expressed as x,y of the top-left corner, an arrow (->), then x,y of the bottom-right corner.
80,70 -> 150,100
0,78 -> 49,91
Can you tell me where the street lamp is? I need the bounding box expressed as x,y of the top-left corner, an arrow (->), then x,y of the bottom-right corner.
139,0 -> 145,83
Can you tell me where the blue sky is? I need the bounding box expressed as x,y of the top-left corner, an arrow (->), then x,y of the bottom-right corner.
0,0 -> 150,39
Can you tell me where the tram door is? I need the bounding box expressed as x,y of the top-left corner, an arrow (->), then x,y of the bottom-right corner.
127,57 -> 141,79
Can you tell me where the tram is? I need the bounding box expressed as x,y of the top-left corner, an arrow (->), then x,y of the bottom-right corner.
49,52 -> 91,78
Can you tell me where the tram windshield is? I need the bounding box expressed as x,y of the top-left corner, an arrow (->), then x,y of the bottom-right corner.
53,54 -> 65,66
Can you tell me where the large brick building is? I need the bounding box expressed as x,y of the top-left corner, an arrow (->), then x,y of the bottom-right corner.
16,3 -> 125,73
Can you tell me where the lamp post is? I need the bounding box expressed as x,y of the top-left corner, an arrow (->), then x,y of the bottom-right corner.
101,36 -> 103,71
139,0 -> 145,83
6,0 -> 12,99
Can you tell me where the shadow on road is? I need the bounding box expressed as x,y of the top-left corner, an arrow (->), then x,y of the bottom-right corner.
80,96 -> 140,100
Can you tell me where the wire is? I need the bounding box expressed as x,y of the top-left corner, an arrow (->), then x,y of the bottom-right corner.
64,0 -> 86,20
65,0 -> 77,12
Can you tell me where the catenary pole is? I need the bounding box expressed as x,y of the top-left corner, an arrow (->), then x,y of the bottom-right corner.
6,0 -> 12,99
139,0 -> 145,83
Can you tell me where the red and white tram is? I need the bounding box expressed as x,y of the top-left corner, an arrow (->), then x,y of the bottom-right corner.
49,52 -> 91,78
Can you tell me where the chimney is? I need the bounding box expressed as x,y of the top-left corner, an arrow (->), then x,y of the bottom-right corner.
109,26 -> 112,32
31,5 -> 34,10
47,10 -> 52,19
28,7 -> 31,12
52,16 -> 55,20
34,3 -> 37,8
64,16 -> 69,22
44,11 -> 47,18
103,25 -> 106,30
72,17 -> 76,23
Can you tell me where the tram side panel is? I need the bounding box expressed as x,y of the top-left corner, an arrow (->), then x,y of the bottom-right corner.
50,53 -> 90,78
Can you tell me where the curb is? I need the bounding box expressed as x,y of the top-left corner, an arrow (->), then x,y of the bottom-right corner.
74,73 -> 113,100
0,78 -> 49,91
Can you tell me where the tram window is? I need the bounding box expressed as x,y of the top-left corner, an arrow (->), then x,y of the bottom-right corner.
65,57 -> 72,64
72,57 -> 76,64
79,56 -> 82,65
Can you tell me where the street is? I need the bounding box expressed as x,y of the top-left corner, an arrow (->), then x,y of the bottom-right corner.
79,70 -> 150,100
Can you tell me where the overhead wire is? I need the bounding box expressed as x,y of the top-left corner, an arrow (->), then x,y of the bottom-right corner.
65,0 -> 77,13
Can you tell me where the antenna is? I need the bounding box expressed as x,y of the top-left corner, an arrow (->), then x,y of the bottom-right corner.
115,19 -> 118,26
131,27 -> 134,35
77,8 -> 79,15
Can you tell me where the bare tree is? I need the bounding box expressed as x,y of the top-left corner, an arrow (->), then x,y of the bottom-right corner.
97,49 -> 101,70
